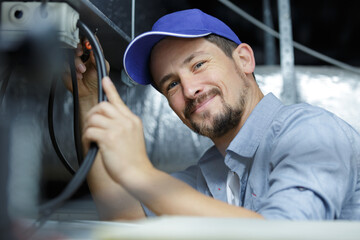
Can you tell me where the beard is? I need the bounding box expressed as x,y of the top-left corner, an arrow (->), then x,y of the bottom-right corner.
184,87 -> 247,139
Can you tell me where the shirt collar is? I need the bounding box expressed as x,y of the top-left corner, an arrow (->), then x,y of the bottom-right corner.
198,145 -> 229,202
226,93 -> 283,158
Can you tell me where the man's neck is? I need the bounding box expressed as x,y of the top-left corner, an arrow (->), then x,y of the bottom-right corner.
212,89 -> 264,157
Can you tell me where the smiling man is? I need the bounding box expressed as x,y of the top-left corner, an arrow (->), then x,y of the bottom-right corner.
74,9 -> 360,220
149,36 -> 262,155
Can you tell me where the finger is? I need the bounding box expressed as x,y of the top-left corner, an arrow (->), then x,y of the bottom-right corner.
82,127 -> 105,147
75,43 -> 84,57
76,72 -> 84,81
75,57 -> 87,74
84,102 -> 119,123
105,58 -> 110,75
66,56 -> 84,81
87,36 -> 105,68
88,49 -> 96,67
83,111 -> 113,131
102,77 -> 135,116
102,77 -> 125,106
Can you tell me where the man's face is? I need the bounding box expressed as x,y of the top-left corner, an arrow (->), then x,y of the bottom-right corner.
150,37 -> 250,139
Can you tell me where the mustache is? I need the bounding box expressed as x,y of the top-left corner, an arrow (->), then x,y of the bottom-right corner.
184,88 -> 221,118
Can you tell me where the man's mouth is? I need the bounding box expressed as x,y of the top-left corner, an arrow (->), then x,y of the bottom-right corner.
184,88 -> 221,118
191,95 -> 216,114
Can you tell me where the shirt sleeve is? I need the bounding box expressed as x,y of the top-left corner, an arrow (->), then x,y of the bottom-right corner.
258,106 -> 357,220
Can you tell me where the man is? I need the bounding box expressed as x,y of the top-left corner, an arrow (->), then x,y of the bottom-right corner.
72,9 -> 360,220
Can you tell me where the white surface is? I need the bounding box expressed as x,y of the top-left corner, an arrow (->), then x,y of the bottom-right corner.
1,2 -> 79,48
35,216 -> 360,240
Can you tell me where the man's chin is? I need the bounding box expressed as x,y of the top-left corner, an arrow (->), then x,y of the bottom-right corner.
188,109 -> 242,139
188,120 -> 214,137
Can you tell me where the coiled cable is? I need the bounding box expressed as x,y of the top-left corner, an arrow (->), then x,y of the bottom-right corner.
48,75 -> 76,174
24,19 -> 108,238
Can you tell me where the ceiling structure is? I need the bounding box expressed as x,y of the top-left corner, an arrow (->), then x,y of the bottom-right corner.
88,0 -> 360,68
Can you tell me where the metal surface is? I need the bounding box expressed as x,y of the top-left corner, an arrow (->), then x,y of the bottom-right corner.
218,0 -> 360,75
0,23 -> 66,220
0,0 -> 131,70
131,0 -> 135,40
262,0 -> 276,65
0,109 -> 12,240
61,0 -> 131,70
256,66 -> 360,131
278,0 -> 298,104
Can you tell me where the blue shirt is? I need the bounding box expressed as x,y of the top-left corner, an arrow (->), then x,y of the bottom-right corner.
146,93 -> 360,219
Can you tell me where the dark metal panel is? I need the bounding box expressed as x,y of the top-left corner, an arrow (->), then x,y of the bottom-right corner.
62,0 -> 131,71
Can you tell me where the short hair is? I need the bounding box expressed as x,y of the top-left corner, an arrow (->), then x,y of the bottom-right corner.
204,34 -> 256,80
204,34 -> 239,58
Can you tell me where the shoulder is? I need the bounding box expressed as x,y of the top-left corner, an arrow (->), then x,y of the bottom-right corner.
272,102 -> 354,140
275,102 -> 335,129
268,103 -> 359,168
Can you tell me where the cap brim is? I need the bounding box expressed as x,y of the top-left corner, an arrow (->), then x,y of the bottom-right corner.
123,31 -> 211,85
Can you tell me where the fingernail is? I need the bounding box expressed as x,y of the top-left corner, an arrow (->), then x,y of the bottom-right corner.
103,76 -> 112,84
77,63 -> 86,73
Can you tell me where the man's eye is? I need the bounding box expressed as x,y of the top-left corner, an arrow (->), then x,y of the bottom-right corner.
194,61 -> 205,70
166,81 -> 179,91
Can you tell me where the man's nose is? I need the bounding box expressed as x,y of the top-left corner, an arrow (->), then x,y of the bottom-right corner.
181,74 -> 203,99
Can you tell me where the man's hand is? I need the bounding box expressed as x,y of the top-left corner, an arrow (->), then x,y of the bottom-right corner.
63,41 -> 110,99
83,76 -> 153,184
60,41 -> 146,220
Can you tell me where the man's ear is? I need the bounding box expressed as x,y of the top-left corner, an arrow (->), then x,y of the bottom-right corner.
232,43 -> 256,74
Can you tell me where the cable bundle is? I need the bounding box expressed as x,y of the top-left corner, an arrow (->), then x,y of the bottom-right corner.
24,20 -> 108,238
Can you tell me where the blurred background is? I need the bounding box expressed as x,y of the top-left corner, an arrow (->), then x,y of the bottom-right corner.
0,0 -> 359,226
90,0 -> 360,67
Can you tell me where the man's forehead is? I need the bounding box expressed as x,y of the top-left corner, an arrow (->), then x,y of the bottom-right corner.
151,37 -> 221,67
151,38 -> 213,70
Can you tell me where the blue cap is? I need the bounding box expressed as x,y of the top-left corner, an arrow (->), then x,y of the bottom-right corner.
123,9 -> 241,85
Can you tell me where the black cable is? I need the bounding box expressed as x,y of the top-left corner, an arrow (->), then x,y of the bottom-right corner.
67,50 -> 84,165
0,66 -> 12,108
23,20 -> 108,239
48,77 -> 76,174
39,144 -> 97,213
23,144 -> 98,239
76,20 -> 107,101
43,20 -> 107,211
47,50 -> 85,174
